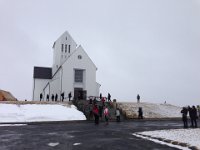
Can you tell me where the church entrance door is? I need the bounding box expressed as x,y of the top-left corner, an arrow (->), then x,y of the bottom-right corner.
74,88 -> 87,100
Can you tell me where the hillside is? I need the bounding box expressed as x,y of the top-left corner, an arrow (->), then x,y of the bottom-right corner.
118,102 -> 182,119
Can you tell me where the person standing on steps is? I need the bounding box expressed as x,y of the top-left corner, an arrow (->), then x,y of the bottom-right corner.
100,93 -> 102,100
108,93 -> 111,102
137,94 -> 140,103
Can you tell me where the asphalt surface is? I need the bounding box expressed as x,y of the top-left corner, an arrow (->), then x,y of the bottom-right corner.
0,120 -> 192,150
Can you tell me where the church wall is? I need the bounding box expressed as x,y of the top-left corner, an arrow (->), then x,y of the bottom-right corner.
32,79 -> 50,101
33,31 -> 100,101
52,32 -> 77,76
62,46 -> 98,99
49,77 -> 61,100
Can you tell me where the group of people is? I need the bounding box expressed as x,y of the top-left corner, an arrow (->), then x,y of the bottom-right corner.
39,92 -> 72,102
99,93 -> 112,102
88,97 -> 121,125
181,105 -> 199,128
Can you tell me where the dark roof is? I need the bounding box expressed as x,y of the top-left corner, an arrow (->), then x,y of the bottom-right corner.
33,67 -> 52,79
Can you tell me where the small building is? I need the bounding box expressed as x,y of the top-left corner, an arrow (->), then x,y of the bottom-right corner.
32,31 -> 100,101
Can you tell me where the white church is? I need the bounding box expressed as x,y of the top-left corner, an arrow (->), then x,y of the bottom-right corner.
32,31 -> 100,101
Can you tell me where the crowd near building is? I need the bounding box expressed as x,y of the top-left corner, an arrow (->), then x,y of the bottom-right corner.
32,31 -> 100,101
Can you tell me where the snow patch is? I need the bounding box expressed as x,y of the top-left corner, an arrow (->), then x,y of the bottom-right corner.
0,124 -> 27,127
0,104 -> 86,123
132,133 -> 190,150
135,128 -> 200,149
73,143 -> 82,146
48,142 -> 59,147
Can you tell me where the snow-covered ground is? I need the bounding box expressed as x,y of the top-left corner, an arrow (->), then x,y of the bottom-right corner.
134,128 -> 200,149
118,102 -> 181,118
0,104 -> 86,123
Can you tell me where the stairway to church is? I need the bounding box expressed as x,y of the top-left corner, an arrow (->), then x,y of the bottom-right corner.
73,99 -> 125,122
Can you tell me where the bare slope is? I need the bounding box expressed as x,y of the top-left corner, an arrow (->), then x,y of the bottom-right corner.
118,102 -> 181,119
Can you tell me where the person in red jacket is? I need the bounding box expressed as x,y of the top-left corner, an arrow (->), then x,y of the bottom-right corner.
93,105 -> 99,125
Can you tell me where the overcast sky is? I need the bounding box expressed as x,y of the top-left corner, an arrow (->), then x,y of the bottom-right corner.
0,0 -> 200,106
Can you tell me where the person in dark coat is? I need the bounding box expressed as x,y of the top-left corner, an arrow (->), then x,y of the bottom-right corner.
61,92 -> 64,102
188,106 -> 192,126
51,94 -> 54,101
93,105 -> 99,125
68,92 -> 72,101
40,93 -> 43,101
98,103 -> 103,120
138,107 -> 143,119
46,94 -> 49,101
181,107 -> 188,128
108,93 -> 111,102
55,94 -> 58,102
88,102 -> 93,120
191,106 -> 198,128
137,94 -> 140,103
100,93 -> 102,100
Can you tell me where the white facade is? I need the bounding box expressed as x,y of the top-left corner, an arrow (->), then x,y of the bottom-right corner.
32,31 -> 100,101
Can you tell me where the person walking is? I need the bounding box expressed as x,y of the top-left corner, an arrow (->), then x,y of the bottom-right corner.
116,108 -> 120,122
137,94 -> 140,103
138,107 -> 143,119
51,94 -> 54,101
55,94 -> 58,102
68,92 -> 72,101
46,94 -> 49,101
181,107 -> 188,128
98,101 -> 103,120
191,106 -> 198,128
188,106 -> 192,126
61,92 -> 65,102
93,105 -> 99,125
88,102 -> 93,120
40,93 -> 43,101
197,105 -> 200,117
104,105 -> 109,125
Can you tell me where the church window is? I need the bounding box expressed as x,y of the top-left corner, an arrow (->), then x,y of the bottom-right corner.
74,69 -> 83,83
78,55 -> 82,59
65,44 -> 67,53
68,45 -> 71,53
61,44 -> 64,52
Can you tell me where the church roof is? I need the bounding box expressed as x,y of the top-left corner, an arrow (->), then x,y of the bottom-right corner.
33,67 -> 52,79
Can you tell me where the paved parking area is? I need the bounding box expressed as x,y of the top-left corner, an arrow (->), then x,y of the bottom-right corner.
0,120 -> 186,150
